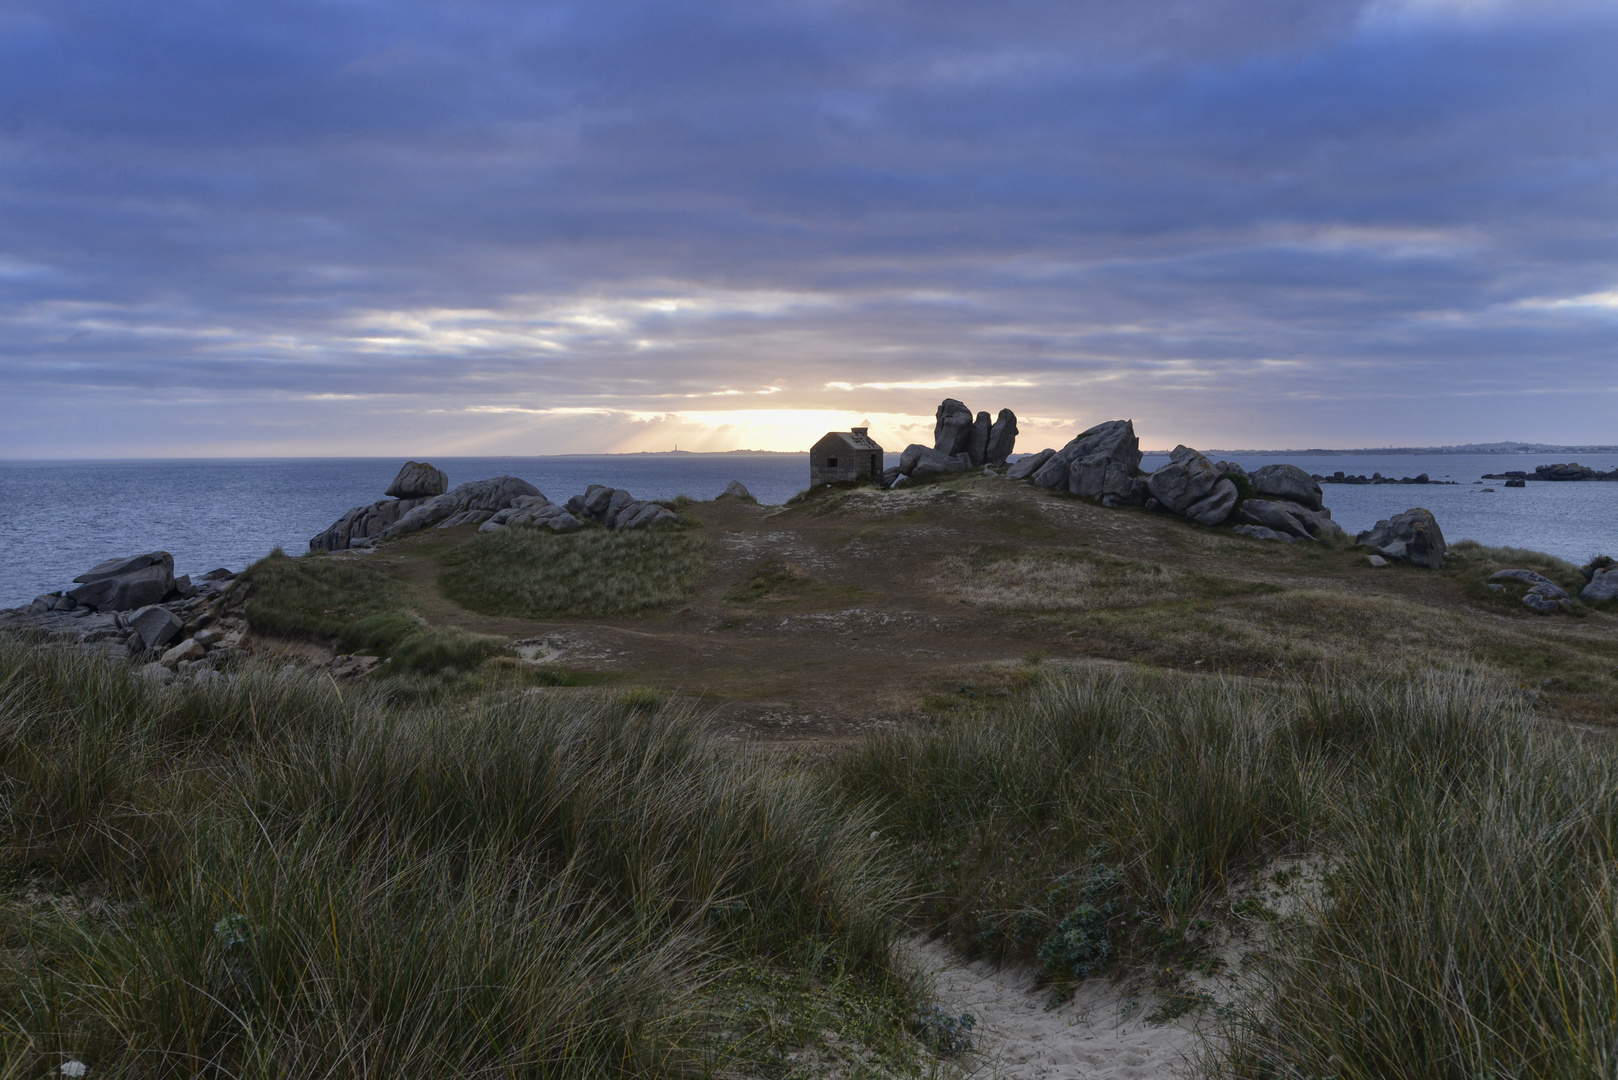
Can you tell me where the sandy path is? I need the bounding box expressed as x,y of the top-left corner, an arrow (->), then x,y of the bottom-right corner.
908,941 -> 1202,1080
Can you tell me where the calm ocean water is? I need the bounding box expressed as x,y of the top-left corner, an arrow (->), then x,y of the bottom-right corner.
2,452 -> 1615,608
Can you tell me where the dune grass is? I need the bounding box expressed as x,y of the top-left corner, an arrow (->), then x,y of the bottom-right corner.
837,663 -> 1618,1075
0,641 -> 911,1078
439,526 -> 708,618
238,549 -> 407,638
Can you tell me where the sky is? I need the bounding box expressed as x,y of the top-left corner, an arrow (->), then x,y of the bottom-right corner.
1,0 -> 1615,458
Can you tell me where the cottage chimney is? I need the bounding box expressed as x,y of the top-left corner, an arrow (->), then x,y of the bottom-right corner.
851,427 -> 869,437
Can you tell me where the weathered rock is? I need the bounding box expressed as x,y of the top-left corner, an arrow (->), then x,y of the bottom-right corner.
985,409 -> 1018,465
1582,569 -> 1618,604
1580,557 -> 1613,583
614,501 -> 679,529
67,551 -> 174,611
967,411 -> 991,466
379,476 -> 542,540
1355,508 -> 1446,568
138,661 -> 174,685
385,461 -> 448,499
880,466 -> 902,488
890,473 -> 912,488
1147,445 -> 1220,514
193,627 -> 222,647
1184,478 -> 1239,525
310,496 -> 432,551
1285,503 -> 1345,539
128,605 -> 184,650
1213,461 -> 1247,480
1232,524 -> 1297,544
1249,464 -> 1323,512
1238,499 -> 1314,540
1490,569 -> 1564,592
161,638 -> 206,667
1504,478 -> 1526,487
1007,448 -> 1054,480
1029,420 -> 1142,501
911,450 -> 970,479
933,399 -> 975,457
720,480 -> 755,500
1367,555 -> 1389,567
436,509 -> 495,529
199,568 -> 235,582
1523,584 -> 1572,614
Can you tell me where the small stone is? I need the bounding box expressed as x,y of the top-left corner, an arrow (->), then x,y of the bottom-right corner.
161,638 -> 206,668
720,480 -> 755,501
1367,555 -> 1389,567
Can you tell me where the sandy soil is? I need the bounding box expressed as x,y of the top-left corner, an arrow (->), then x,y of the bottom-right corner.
908,941 -> 1201,1080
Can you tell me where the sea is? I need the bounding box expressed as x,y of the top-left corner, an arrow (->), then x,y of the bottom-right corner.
2,451 -> 1616,608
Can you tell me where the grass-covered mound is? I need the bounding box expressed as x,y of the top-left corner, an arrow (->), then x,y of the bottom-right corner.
839,664 -> 1618,1075
0,641 -> 910,1077
440,526 -> 707,618
239,549 -> 405,637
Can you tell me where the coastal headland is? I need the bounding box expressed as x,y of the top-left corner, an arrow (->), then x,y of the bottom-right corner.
3,413 -> 1618,1078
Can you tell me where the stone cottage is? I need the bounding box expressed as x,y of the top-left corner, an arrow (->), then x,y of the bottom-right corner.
810,427 -> 885,486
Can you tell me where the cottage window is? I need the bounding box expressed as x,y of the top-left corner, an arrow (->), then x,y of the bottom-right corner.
826,457 -> 838,467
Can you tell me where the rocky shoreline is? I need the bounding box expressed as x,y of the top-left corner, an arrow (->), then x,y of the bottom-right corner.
1482,462 -> 1618,482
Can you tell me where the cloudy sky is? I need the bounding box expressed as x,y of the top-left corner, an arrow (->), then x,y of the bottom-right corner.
2,0 -> 1615,457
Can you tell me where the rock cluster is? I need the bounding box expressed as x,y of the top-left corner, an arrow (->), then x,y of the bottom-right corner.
479,495 -> 583,533
312,462 -> 681,550
888,399 -> 1018,485
1355,509 -> 1446,569
1490,569 -> 1572,614
1317,471 -> 1457,486
999,423 -> 1359,546
563,485 -> 679,530
0,560 -> 245,674
1483,463 -> 1618,482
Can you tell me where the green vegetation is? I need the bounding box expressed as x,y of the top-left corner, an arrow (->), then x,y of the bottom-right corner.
440,526 -> 708,618
241,556 -> 507,674
239,549 -> 406,637
839,663 -> 1618,1074
0,641 -> 913,1078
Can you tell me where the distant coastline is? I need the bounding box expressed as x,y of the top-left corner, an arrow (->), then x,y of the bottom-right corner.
1143,444 -> 1618,457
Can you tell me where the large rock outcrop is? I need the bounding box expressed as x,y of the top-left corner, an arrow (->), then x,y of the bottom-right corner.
564,485 -> 679,530
377,476 -> 543,541
1006,448 -> 1054,480
385,461 -> 448,499
67,552 -> 175,611
1031,419 -> 1143,502
1356,508 -> 1446,568
890,398 -> 1019,480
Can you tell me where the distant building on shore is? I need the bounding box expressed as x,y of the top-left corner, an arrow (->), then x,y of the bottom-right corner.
810,427 -> 884,487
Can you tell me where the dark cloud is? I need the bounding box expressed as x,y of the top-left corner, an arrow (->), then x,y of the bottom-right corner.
2,0 -> 1616,454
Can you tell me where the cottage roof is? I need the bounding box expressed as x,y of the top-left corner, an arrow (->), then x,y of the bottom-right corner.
817,429 -> 883,452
